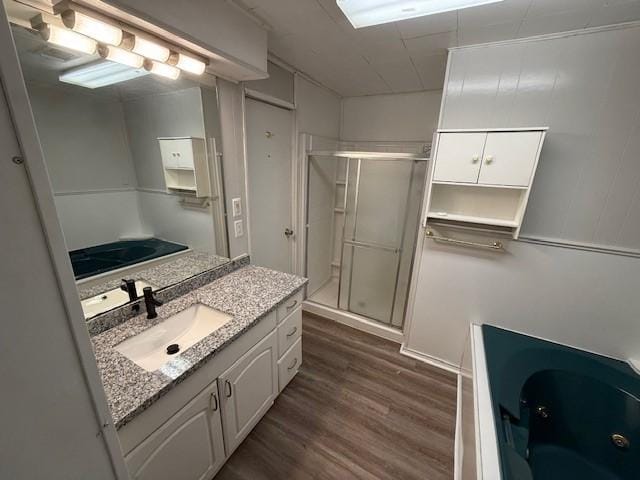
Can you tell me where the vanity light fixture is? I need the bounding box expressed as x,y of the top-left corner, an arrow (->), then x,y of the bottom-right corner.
61,10 -> 123,46
168,52 -> 207,75
39,23 -> 97,55
129,35 -> 171,62
98,45 -> 144,69
337,0 -> 504,28
144,59 -> 180,79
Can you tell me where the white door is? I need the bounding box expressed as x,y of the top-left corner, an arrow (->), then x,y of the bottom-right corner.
433,132 -> 486,183
125,380 -> 226,480
478,131 -> 542,186
219,330 -> 278,454
245,98 -> 294,272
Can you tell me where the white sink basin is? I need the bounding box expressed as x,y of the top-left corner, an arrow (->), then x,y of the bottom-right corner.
114,303 -> 232,371
81,280 -> 156,319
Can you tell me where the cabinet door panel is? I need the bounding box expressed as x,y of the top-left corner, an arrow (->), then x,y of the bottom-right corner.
478,132 -> 542,186
125,380 -> 225,480
433,132 -> 486,183
220,330 -> 277,454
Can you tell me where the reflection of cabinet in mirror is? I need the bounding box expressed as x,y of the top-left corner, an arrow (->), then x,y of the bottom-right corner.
159,137 -> 211,197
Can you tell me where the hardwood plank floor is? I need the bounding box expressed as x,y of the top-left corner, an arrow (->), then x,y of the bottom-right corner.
215,313 -> 458,480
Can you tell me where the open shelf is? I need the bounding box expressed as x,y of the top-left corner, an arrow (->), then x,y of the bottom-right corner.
428,183 -> 526,233
427,212 -> 518,228
431,180 -> 528,190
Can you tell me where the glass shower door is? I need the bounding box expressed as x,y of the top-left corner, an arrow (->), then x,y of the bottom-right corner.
339,157 -> 416,325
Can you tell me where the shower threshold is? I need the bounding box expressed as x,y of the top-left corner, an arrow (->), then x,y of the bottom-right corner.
303,299 -> 404,344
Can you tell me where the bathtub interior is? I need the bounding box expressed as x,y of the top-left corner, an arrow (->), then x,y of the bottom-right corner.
482,325 -> 640,480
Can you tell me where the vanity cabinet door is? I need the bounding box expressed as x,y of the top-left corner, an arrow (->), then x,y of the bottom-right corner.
125,380 -> 225,480
433,132 -> 486,183
219,330 -> 278,454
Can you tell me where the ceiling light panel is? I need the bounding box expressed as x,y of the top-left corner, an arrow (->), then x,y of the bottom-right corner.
59,60 -> 149,88
337,0 -> 504,28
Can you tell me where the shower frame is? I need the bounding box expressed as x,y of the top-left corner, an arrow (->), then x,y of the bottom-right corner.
303,149 -> 429,333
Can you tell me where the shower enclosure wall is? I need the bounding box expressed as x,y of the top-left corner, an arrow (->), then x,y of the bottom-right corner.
305,149 -> 428,330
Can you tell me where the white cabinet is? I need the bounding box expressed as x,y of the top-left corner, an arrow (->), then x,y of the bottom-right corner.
158,137 -> 211,197
125,380 -> 225,480
427,128 -> 547,238
478,131 -> 542,187
278,338 -> 302,392
219,330 -> 278,454
433,132 -> 485,184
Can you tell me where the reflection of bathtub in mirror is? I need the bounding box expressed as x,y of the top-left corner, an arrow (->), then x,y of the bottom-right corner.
70,238 -> 189,280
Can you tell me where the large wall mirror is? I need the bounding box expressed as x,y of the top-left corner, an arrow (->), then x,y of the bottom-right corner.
11,22 -> 230,320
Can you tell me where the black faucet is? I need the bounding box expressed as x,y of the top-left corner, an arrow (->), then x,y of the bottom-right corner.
120,279 -> 138,302
143,287 -> 163,319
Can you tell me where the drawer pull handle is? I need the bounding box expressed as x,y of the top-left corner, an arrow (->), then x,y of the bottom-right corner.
286,326 -> 298,337
224,380 -> 232,398
286,300 -> 298,310
287,358 -> 298,370
210,392 -> 218,411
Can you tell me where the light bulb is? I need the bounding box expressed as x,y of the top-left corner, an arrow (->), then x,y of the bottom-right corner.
144,60 -> 180,80
98,45 -> 144,69
132,36 -> 170,62
40,24 -> 97,55
62,10 -> 123,46
170,52 -> 206,75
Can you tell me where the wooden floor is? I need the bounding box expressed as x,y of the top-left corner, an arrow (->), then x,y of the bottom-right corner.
216,313 -> 458,480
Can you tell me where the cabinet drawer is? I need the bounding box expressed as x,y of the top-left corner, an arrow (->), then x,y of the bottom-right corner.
277,290 -> 303,324
278,338 -> 302,392
277,307 -> 302,357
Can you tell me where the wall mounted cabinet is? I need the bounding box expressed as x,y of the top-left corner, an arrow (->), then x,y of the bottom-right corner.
159,137 -> 211,198
427,128 -> 547,238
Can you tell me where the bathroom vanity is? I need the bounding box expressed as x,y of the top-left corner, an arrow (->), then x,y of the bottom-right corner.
91,265 -> 306,479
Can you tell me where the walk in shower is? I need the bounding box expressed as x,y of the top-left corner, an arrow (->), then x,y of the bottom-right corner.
305,149 -> 429,330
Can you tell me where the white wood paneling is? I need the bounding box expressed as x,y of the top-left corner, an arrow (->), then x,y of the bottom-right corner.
441,25 -> 640,252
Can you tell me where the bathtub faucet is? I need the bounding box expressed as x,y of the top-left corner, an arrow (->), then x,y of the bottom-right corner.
143,287 -> 163,319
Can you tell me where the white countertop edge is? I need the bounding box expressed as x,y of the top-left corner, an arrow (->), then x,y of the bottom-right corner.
471,324 -> 502,480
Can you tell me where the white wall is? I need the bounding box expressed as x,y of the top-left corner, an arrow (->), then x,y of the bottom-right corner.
218,78 -> 250,258
440,25 -> 640,252
405,25 -> 640,368
296,76 -> 341,139
0,55 -> 122,480
123,87 -> 217,253
27,83 -> 146,250
54,190 -> 145,251
341,91 -> 442,142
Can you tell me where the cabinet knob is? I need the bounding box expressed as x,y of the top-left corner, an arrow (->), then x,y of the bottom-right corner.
485,155 -> 494,164
471,155 -> 480,164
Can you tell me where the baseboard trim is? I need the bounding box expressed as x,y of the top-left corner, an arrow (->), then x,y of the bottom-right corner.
302,301 -> 404,344
454,373 -> 463,480
399,345 -> 461,374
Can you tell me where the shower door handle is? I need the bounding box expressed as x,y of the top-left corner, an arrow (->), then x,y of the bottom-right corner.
284,228 -> 294,238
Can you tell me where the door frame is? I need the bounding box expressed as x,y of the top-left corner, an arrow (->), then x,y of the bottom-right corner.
0,7 -> 129,478
242,88 -> 299,274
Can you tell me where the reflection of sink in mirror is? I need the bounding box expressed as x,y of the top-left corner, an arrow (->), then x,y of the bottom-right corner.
81,280 -> 156,319
114,304 -> 232,371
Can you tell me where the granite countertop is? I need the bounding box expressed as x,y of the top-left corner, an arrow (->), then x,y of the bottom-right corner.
92,265 -> 307,429
78,251 -> 230,300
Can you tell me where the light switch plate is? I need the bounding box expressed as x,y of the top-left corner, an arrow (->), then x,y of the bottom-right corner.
232,197 -> 242,217
234,220 -> 243,238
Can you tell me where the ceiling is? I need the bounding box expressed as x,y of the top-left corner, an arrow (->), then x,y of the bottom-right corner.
240,0 -> 640,97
